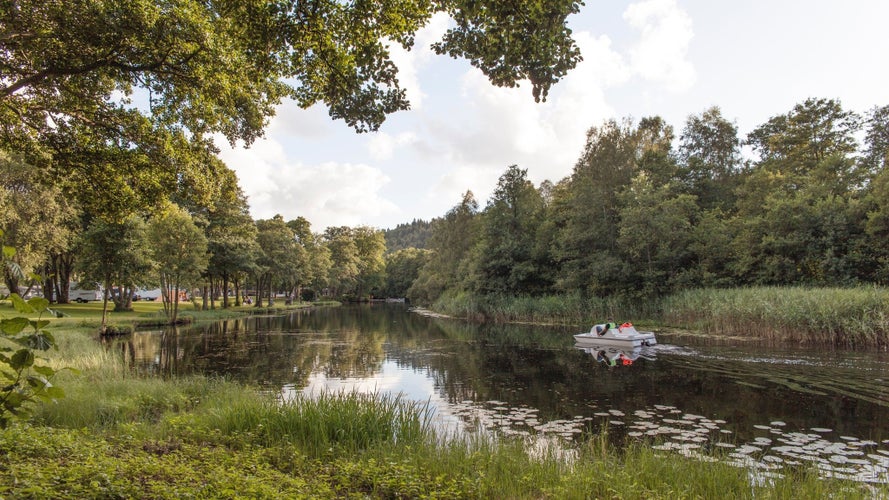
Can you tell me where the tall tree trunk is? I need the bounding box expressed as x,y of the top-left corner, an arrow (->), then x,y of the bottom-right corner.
160,272 -> 172,320
100,281 -> 111,334
53,251 -> 74,304
253,274 -> 264,308
223,273 -> 230,309
172,281 -> 180,324
40,261 -> 54,303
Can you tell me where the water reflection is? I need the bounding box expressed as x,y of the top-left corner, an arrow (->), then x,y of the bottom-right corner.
107,304 -> 889,483
575,345 -> 656,366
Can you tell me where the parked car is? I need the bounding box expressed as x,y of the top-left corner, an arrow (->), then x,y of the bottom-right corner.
135,288 -> 162,301
70,283 -> 102,303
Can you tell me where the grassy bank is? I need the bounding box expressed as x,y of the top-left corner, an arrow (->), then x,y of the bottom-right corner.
430,286 -> 889,347
2,298 -> 339,334
5,421 -> 871,499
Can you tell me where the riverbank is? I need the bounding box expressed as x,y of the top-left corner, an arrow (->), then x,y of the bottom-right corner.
7,298 -> 341,334
0,305 -> 883,497
428,286 -> 889,348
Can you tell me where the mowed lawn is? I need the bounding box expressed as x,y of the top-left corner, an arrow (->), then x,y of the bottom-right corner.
4,297 -> 216,328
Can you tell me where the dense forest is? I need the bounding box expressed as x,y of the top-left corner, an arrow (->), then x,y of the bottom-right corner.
398,99 -> 889,305
383,220 -> 432,253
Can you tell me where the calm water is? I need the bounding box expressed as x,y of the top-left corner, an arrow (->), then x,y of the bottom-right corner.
110,304 -> 889,483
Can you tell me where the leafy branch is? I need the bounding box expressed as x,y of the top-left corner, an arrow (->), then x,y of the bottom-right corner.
1,238 -> 73,428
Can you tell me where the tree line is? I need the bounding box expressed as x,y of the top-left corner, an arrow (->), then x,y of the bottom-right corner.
0,151 -> 387,326
402,99 -> 889,305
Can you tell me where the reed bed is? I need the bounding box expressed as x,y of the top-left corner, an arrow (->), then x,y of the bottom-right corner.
179,390 -> 434,456
662,286 -> 889,346
432,291 -> 660,326
431,286 -> 889,347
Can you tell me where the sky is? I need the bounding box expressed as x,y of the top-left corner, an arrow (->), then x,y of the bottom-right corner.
215,0 -> 889,232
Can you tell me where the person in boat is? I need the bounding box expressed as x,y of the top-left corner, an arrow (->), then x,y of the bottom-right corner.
595,318 -> 618,336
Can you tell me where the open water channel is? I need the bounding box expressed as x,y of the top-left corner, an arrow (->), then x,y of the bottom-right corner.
109,304 -> 889,484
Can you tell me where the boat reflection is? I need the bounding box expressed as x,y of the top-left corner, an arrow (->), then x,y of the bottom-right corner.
575,344 -> 656,366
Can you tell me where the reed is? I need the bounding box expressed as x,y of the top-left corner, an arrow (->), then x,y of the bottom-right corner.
432,291 -> 660,326
181,390 -> 434,456
662,286 -> 889,346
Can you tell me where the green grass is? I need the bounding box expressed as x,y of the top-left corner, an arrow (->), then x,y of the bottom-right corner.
1,419 -> 878,499
662,286 -> 889,346
0,297 -> 335,334
432,290 -> 660,327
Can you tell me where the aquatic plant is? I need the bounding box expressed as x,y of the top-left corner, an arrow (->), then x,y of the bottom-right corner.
174,389 -> 434,456
661,286 -> 889,346
432,291 -> 660,326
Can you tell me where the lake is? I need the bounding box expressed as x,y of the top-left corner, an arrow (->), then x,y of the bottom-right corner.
110,303 -> 889,483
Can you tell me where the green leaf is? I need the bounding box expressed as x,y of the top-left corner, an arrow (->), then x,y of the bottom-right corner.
30,319 -> 51,331
32,365 -> 56,377
26,375 -> 49,389
3,391 -> 24,408
9,294 -> 35,314
1,317 -> 28,335
10,349 -> 34,370
25,333 -> 54,351
27,296 -> 50,311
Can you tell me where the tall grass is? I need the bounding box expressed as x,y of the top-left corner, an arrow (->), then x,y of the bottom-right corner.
33,375 -> 225,429
182,390 -> 433,456
430,286 -> 889,347
432,291 -> 660,327
662,286 -> 889,346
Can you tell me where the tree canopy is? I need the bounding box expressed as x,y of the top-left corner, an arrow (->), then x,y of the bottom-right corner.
1,4 -> 581,149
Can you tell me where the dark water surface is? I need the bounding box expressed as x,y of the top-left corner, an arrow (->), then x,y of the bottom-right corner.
111,304 -> 889,482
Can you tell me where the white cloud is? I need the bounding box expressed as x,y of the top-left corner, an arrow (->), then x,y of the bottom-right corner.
266,102 -> 334,139
367,131 -> 418,161
412,29 -> 627,203
428,164 -> 503,210
623,0 -> 695,91
218,139 -> 397,230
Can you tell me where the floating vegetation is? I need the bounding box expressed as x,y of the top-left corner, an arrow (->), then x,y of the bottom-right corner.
435,399 -> 889,484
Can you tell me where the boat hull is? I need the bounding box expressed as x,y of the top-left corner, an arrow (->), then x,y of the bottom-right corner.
574,328 -> 657,348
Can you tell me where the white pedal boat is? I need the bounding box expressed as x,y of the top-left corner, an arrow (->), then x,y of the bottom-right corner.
574,324 -> 657,348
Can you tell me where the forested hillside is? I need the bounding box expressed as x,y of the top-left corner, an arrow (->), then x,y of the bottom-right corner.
405,99 -> 889,305
383,220 -> 432,253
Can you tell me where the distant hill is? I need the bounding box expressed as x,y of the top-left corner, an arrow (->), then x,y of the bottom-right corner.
384,219 -> 432,253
